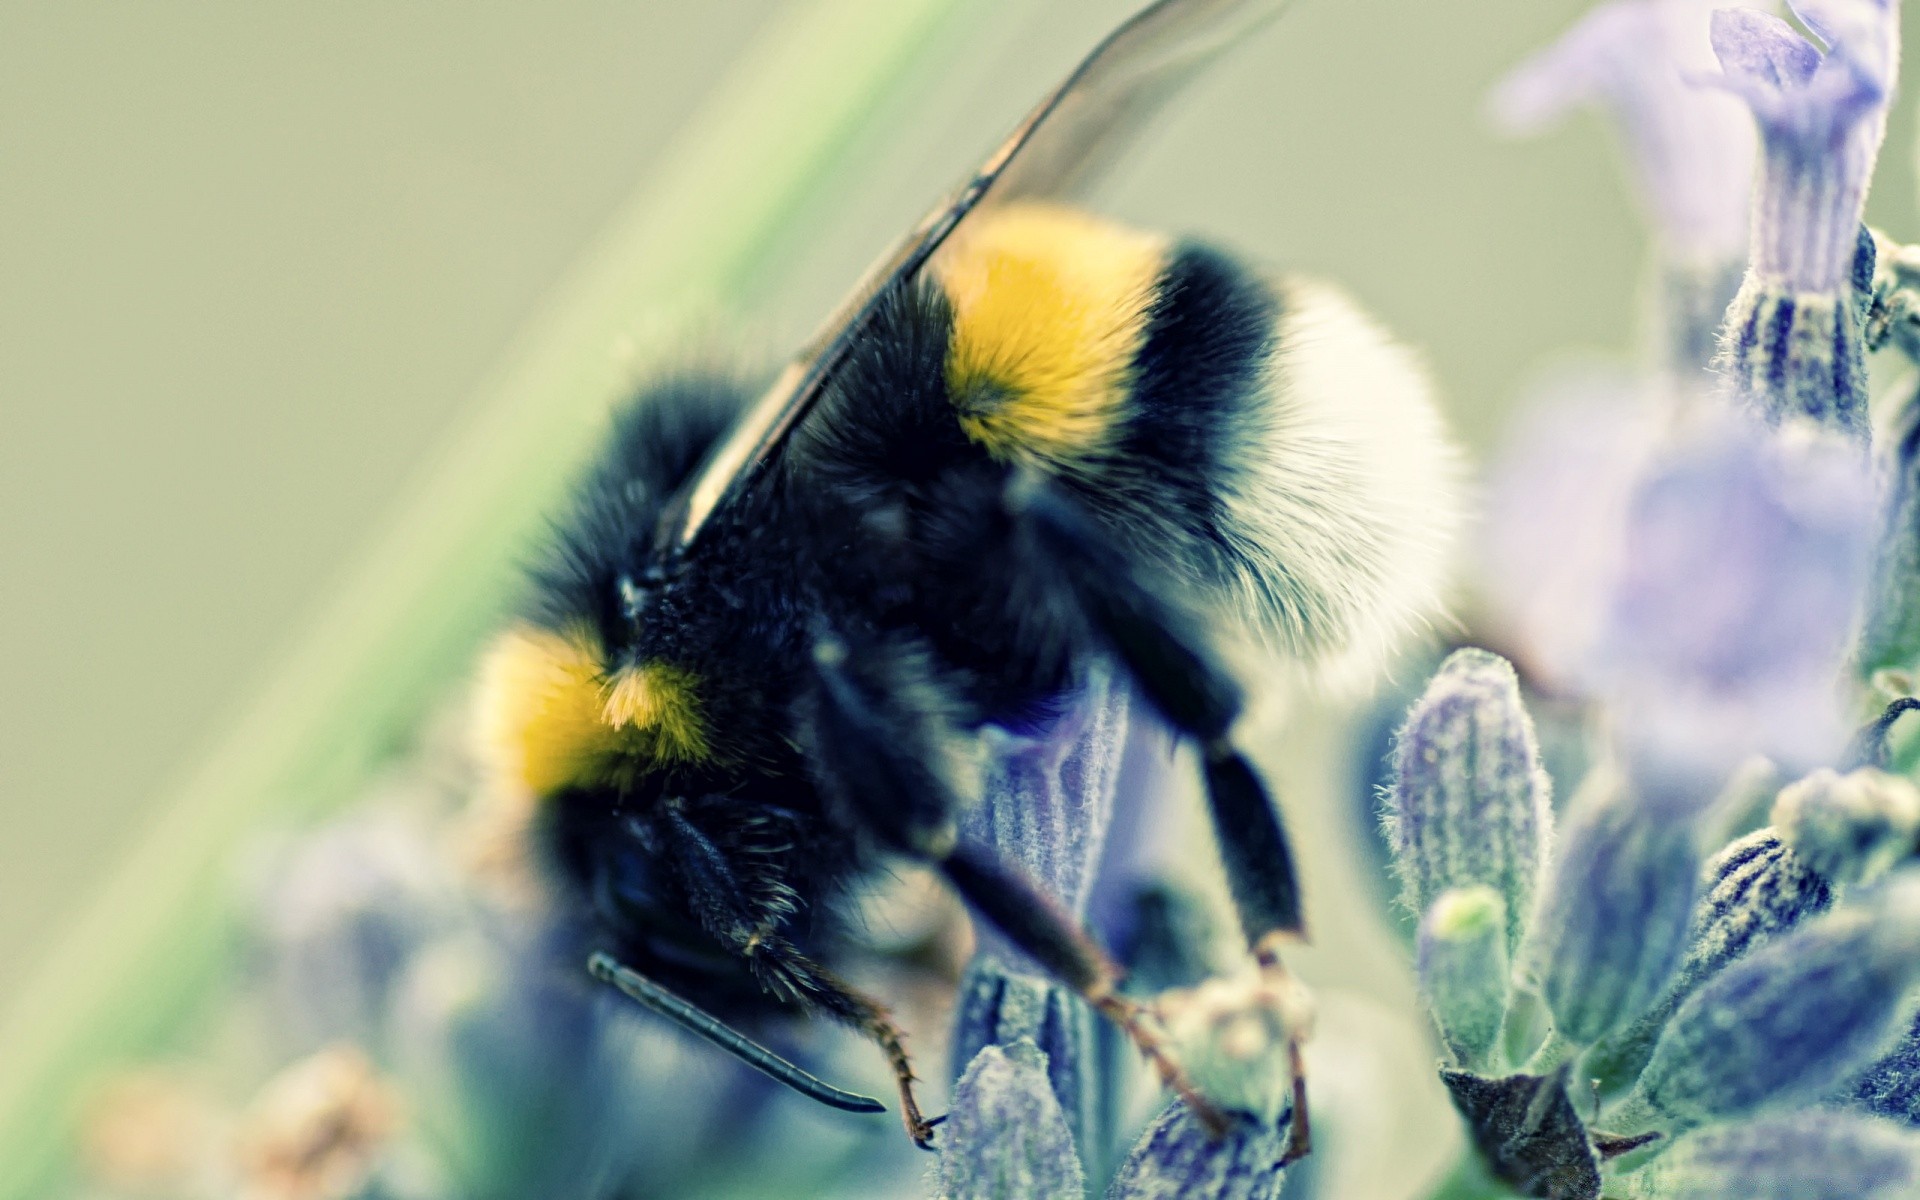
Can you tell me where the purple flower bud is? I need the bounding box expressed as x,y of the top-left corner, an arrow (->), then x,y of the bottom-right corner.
964,666 -> 1128,965
951,964 -> 1104,1163
952,668 -> 1131,1158
1774,767 -> 1920,884
1587,828 -> 1834,1093
937,1041 -> 1087,1200
1622,1111 -> 1920,1198
1708,0 -> 1901,433
1524,773 -> 1700,1047
1417,887 -> 1511,1070
1630,871 -> 1920,1129
1385,649 -> 1553,958
1105,1099 -> 1289,1200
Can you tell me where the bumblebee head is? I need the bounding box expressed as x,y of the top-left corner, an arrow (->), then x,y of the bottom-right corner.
473,621 -> 709,800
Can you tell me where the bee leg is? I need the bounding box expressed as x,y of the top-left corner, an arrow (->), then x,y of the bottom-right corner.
742,934 -> 939,1149
646,801 -> 939,1147
1009,471 -> 1312,1160
941,840 -> 1233,1138
806,633 -> 1232,1138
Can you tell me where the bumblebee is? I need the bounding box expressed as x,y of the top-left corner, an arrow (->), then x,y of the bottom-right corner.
471,0 -> 1456,1157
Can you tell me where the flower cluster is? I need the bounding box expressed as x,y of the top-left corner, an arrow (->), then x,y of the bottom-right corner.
1403,0 -> 1920,1194
1387,650 -> 1920,1200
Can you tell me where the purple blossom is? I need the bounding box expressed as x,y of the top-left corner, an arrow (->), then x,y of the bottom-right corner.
1708,0 -> 1900,433
1479,370 -> 1663,687
1584,405 -> 1878,795
1490,0 -> 1758,265
1708,0 -> 1899,292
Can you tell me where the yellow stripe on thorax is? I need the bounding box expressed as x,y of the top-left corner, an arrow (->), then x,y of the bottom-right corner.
934,203 -> 1167,465
474,623 -> 710,798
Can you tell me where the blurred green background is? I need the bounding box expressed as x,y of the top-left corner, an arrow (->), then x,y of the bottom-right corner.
5,0 -> 1919,1069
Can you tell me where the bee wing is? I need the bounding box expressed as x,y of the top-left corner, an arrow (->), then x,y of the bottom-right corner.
655,0 -> 1289,560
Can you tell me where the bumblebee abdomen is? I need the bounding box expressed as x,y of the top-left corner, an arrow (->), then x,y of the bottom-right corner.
935,203 -> 1458,683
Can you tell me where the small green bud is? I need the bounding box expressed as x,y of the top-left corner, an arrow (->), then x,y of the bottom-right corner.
1417,886 -> 1510,1069
1773,768 -> 1920,886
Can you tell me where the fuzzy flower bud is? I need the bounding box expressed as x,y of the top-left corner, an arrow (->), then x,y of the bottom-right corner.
1623,1111 -> 1920,1199
936,1040 -> 1086,1200
952,668 -> 1130,1158
1630,871 -> 1920,1129
1709,0 -> 1901,434
1524,772 -> 1699,1047
1385,649 -> 1552,957
1586,828 -> 1834,1093
1105,1101 -> 1289,1200
1774,767 -> 1920,884
1417,887 -> 1511,1070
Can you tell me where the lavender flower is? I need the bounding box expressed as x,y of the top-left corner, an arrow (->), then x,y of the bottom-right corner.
1584,406 -> 1878,794
1622,1111 -> 1920,1198
1584,828 -> 1834,1095
1384,648 -> 1553,957
936,1041 -> 1086,1200
947,666 -> 1311,1195
1522,770 -> 1700,1049
1709,0 -> 1901,433
1626,871 -> 1920,1131
952,667 -> 1129,1160
1490,0 -> 1757,372
1490,0 -> 1755,262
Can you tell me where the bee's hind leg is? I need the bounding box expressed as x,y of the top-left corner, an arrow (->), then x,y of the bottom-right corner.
1008,469 -> 1313,1163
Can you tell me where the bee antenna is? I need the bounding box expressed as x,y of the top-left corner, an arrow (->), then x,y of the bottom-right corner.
587,952 -> 888,1115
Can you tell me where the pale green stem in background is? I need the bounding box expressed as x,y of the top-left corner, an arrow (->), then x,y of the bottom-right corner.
0,0 -> 990,1193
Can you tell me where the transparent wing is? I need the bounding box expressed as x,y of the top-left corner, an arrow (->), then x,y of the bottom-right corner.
655,0 -> 1289,561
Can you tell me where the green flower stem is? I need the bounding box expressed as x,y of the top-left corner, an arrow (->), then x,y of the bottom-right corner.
0,1 -> 983,1194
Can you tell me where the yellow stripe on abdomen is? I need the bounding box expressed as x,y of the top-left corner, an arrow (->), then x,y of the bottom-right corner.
934,204 -> 1166,466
